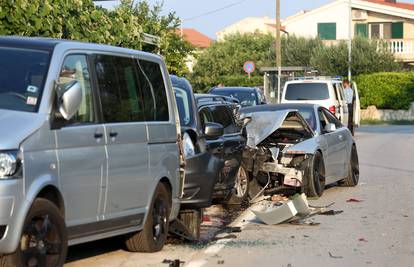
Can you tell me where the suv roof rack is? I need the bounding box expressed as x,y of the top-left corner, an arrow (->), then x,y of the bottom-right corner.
289,76 -> 343,81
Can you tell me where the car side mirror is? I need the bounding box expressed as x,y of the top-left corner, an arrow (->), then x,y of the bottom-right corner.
56,81 -> 82,120
204,122 -> 224,139
324,123 -> 337,133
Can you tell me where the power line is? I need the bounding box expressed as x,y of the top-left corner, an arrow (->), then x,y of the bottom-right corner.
183,0 -> 248,22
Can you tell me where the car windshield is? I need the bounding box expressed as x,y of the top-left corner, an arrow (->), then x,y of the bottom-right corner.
174,86 -> 193,126
0,47 -> 50,112
211,90 -> 257,107
285,83 -> 329,101
296,107 -> 317,131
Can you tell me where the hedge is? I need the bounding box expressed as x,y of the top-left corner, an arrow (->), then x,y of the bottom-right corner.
191,75 -> 263,93
354,72 -> 414,110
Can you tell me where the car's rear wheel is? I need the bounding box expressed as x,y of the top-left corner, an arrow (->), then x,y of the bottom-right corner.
340,145 -> 359,187
125,183 -> 171,253
224,166 -> 249,206
0,198 -> 67,267
305,151 -> 326,198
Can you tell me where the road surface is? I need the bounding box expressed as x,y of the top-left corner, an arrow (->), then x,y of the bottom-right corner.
66,125 -> 414,267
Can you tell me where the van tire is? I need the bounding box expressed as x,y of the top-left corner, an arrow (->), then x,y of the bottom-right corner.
224,166 -> 249,206
125,183 -> 171,253
0,198 -> 67,267
305,151 -> 326,198
340,145 -> 359,187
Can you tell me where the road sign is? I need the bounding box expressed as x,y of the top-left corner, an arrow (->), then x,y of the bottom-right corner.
243,61 -> 255,74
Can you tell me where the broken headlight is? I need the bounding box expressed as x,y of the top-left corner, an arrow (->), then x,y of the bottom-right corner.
0,150 -> 21,179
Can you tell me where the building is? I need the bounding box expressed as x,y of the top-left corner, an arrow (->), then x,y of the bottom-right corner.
176,28 -> 213,72
283,0 -> 414,62
216,17 -> 287,41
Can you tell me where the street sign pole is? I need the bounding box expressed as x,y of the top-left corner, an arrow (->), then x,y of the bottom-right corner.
348,0 -> 352,82
276,0 -> 282,103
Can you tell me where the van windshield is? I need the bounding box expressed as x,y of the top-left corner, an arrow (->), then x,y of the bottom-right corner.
285,83 -> 329,101
0,47 -> 50,112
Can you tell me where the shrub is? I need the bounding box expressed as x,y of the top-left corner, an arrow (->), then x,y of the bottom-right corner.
354,72 -> 414,109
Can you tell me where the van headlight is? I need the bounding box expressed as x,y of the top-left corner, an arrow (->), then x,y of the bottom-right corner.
182,132 -> 195,159
0,151 -> 21,179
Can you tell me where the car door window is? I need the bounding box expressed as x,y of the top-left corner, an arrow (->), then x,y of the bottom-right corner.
137,59 -> 169,122
58,54 -> 94,125
318,109 -> 330,133
209,105 -> 239,134
323,108 -> 343,129
199,107 -> 214,127
95,55 -> 144,123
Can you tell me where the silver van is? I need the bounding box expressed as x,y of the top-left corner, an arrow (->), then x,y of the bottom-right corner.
0,37 -> 184,266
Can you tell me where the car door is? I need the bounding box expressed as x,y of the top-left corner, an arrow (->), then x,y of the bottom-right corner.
209,105 -> 245,187
352,82 -> 361,127
322,109 -> 349,179
333,82 -> 348,125
55,54 -> 106,230
317,108 -> 343,183
94,54 -> 150,221
199,106 -> 225,164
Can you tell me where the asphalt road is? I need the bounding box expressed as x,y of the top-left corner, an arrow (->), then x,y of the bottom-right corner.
65,125 -> 414,267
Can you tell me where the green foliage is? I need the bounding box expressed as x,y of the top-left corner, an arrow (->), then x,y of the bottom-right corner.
0,0 -> 191,75
354,72 -> 414,109
310,37 -> 401,76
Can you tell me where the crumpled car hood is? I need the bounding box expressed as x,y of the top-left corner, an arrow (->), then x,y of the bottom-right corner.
241,110 -> 296,148
0,109 -> 46,150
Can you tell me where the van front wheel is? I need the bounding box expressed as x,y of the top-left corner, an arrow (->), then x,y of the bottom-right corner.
125,183 -> 171,253
1,198 -> 67,267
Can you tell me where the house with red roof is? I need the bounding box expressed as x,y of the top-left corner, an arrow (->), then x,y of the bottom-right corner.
177,28 -> 213,49
283,0 -> 414,62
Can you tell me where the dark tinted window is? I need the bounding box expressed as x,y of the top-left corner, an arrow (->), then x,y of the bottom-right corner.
95,55 -> 144,123
209,105 -> 239,134
210,89 -> 257,107
137,60 -> 169,121
0,47 -> 50,112
285,83 -> 329,101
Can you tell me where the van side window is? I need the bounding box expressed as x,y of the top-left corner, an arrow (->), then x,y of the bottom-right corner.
58,55 -> 94,124
137,60 -> 169,122
95,55 -> 144,123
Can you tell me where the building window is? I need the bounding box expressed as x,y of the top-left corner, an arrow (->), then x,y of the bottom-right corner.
355,23 -> 368,38
367,22 -> 403,40
317,23 -> 337,40
392,22 -> 403,39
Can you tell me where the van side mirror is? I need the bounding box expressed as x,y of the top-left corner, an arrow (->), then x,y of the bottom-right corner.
56,81 -> 82,120
204,122 -> 224,139
324,123 -> 337,133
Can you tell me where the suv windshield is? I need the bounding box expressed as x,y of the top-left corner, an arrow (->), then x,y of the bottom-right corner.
211,90 -> 257,107
0,47 -> 50,112
174,87 -> 193,126
285,83 -> 329,101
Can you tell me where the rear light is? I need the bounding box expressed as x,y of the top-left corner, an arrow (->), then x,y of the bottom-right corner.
329,105 -> 336,114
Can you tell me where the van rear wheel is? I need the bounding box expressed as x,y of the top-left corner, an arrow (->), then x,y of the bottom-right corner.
125,183 -> 171,253
0,198 -> 67,267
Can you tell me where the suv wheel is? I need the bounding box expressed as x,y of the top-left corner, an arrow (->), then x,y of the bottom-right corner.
1,198 -> 67,267
224,166 -> 249,206
125,183 -> 171,252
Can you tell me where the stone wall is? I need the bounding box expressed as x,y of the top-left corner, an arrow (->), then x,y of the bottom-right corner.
361,102 -> 414,121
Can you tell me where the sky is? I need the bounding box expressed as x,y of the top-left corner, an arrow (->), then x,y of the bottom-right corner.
96,0 -> 414,39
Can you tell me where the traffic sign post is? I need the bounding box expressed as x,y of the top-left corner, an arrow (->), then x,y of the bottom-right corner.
243,61 -> 255,80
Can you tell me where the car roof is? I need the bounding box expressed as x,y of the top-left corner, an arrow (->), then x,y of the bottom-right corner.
170,75 -> 192,92
240,103 -> 318,114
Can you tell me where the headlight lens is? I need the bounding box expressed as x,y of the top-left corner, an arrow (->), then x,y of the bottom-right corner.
0,151 -> 20,179
182,132 -> 195,159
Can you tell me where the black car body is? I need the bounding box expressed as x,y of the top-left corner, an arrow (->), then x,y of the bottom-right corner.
209,87 -> 266,108
171,75 -> 223,209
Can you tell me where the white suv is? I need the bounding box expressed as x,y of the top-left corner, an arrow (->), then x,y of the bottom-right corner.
282,78 -> 360,127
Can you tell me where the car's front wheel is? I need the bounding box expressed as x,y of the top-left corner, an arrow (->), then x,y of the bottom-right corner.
1,198 -> 67,267
224,166 -> 249,206
305,151 -> 326,198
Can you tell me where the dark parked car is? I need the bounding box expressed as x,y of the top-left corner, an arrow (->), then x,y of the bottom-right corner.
208,87 -> 266,107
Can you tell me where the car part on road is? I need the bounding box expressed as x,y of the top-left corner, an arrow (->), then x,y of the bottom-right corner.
162,259 -> 184,267
125,183 -> 171,252
0,198 -> 67,267
329,251 -> 344,259
169,209 -> 202,242
319,210 -> 344,216
346,198 -> 363,203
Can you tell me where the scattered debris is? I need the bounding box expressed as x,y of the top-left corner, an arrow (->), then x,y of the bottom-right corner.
309,202 -> 335,209
290,219 -> 320,226
271,194 -> 289,202
319,210 -> 344,216
253,200 -> 298,225
162,259 -> 184,267
358,237 -> 368,242
403,215 -> 409,218
212,234 -> 238,241
346,198 -> 363,203
329,251 -> 343,259
217,260 -> 225,264
303,235 -> 309,238
202,215 -> 211,222
361,216 -> 368,219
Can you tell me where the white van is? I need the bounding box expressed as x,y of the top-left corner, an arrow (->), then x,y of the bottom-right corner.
281,78 -> 360,127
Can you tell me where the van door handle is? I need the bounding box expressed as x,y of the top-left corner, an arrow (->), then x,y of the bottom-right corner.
109,132 -> 118,138
94,133 -> 103,139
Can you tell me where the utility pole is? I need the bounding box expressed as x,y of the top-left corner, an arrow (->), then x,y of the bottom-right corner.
348,0 -> 352,82
276,0 -> 282,103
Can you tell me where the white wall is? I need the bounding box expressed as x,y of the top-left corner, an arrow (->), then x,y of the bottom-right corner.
216,17 -> 276,41
284,0 -> 351,40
